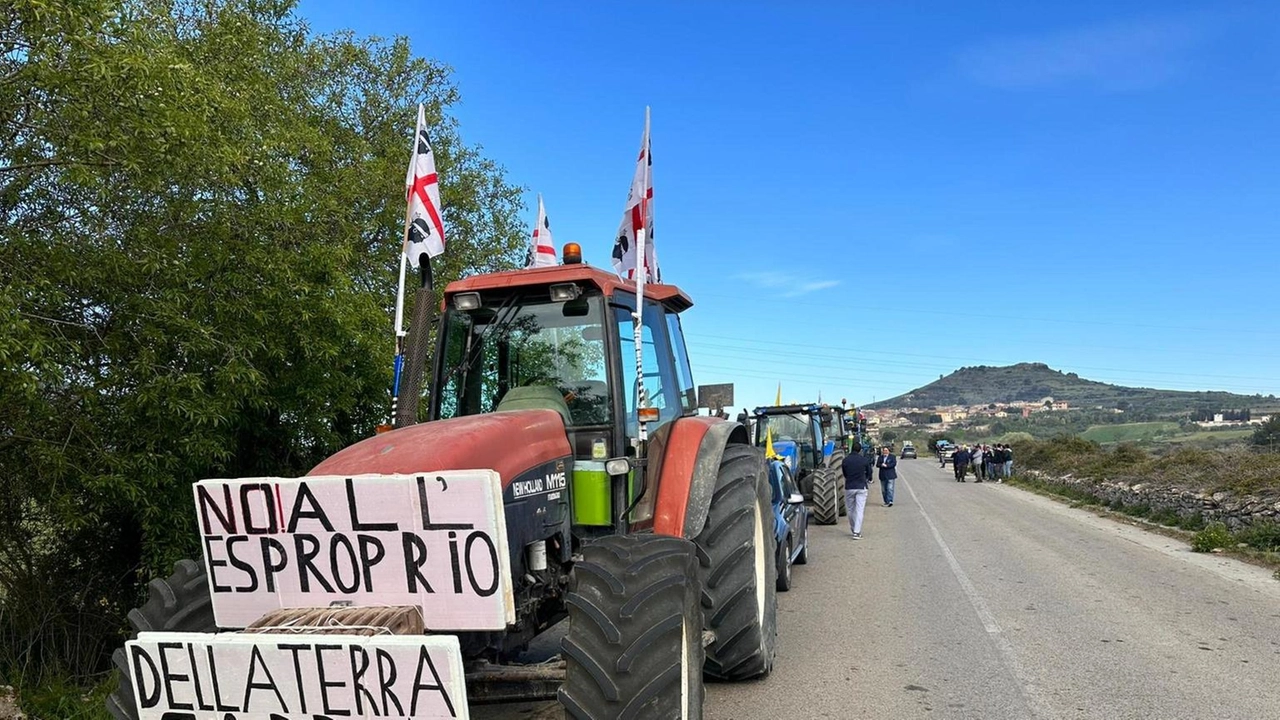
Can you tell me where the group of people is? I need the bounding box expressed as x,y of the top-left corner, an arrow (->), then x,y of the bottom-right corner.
835,441 -> 1018,539
839,446 -> 897,539
945,443 -> 1014,483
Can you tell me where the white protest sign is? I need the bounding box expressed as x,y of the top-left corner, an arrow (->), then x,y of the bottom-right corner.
126,632 -> 469,720
193,472 -> 514,630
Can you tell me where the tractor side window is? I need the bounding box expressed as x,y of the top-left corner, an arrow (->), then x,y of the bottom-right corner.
613,300 -> 679,434
665,313 -> 697,414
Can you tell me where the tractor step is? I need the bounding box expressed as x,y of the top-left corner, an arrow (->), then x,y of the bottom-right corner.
465,659 -> 567,704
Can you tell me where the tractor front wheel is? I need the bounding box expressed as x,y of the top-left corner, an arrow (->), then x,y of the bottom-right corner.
560,535 -> 705,719
693,444 -> 778,681
106,559 -> 218,720
809,464 -> 841,525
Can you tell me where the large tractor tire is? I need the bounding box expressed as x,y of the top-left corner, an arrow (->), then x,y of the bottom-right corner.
809,463 -> 841,526
829,448 -> 848,517
106,559 -> 217,720
693,444 -> 778,681
560,535 -> 705,720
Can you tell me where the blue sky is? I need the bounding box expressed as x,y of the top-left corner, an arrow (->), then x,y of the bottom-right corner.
298,0 -> 1280,409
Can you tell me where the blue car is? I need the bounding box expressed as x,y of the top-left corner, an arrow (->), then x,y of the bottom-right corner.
768,458 -> 810,591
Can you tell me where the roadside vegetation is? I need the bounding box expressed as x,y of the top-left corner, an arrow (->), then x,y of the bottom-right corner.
1,0 -> 524,715
1003,437 -> 1280,571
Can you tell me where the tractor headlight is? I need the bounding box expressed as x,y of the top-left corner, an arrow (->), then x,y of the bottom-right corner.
453,292 -> 481,310
605,458 -> 631,476
549,283 -> 581,302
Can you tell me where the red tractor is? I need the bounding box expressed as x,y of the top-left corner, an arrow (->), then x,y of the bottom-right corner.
108,246 -> 778,719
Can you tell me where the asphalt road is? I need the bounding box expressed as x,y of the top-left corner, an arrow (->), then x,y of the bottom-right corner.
478,457 -> 1280,720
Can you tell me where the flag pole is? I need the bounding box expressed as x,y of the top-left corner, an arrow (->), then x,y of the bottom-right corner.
387,206 -> 412,429
633,107 -> 651,443
387,143 -> 418,430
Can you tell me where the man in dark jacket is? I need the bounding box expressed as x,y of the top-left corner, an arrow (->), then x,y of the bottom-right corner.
841,450 -> 874,538
875,446 -> 898,506
952,446 -> 971,482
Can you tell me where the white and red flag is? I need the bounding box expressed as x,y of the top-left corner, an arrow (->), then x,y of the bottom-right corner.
526,194 -> 557,268
403,103 -> 445,268
611,109 -> 659,283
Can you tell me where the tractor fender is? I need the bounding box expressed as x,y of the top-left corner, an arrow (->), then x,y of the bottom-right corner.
652,417 -> 752,539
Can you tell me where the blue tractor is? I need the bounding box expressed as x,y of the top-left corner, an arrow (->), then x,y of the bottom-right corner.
752,403 -> 845,525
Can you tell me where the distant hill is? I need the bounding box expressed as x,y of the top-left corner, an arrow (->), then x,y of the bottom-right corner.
865,363 -> 1275,415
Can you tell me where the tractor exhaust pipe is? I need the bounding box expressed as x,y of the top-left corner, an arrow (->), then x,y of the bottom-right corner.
395,258 -> 436,428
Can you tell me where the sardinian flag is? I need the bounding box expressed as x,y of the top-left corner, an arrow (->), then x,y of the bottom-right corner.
611,109 -> 659,283
403,103 -> 445,268
526,194 -> 557,268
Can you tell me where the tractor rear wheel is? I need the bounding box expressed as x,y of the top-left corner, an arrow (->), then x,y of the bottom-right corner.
829,448 -> 848,516
809,464 -> 841,525
560,535 -> 705,720
693,444 -> 778,681
106,559 -> 217,720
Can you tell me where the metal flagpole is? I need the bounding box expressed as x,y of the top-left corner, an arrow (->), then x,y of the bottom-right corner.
387,190 -> 413,430
633,107 -> 651,444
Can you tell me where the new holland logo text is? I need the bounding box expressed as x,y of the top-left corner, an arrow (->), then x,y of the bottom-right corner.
511,471 -> 567,499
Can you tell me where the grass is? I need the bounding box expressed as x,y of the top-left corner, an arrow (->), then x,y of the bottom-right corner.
1153,428 -> 1255,444
7,673 -> 113,720
1080,422 -> 1180,444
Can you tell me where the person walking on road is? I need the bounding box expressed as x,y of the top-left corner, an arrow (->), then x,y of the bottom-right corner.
841,448 -> 874,538
953,445 -> 971,482
876,446 -> 897,506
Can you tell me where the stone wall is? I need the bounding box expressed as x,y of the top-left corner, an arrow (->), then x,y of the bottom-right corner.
1023,470 -> 1280,530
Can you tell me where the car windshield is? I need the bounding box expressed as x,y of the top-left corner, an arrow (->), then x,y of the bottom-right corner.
436,294 -> 611,426
755,413 -> 811,447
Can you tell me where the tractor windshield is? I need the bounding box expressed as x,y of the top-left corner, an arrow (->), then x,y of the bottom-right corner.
754,413 -> 811,448
435,294 -> 612,426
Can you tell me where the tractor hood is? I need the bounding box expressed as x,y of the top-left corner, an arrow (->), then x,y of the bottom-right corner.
309,410 -> 572,489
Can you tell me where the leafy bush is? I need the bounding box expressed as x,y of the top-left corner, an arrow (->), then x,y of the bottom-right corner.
1,0 -> 523,701
1234,521 -> 1280,552
1252,415 -> 1280,450
1111,443 -> 1148,466
1191,522 -> 1232,552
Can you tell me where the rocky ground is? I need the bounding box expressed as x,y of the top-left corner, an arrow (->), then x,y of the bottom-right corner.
0,686 -> 25,720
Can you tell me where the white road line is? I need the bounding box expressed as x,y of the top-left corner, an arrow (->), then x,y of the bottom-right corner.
904,478 -> 1002,634
902,476 -> 1053,718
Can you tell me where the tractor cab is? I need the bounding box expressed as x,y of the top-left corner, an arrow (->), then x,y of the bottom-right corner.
430,259 -> 698,536
751,403 -> 845,525
751,404 -> 825,483
818,403 -> 851,450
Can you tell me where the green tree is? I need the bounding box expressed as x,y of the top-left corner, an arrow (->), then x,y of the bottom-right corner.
1253,416 -> 1280,451
1,0 -> 523,693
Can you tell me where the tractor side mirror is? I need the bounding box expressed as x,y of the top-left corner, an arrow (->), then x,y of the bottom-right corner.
787,493 -> 805,505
